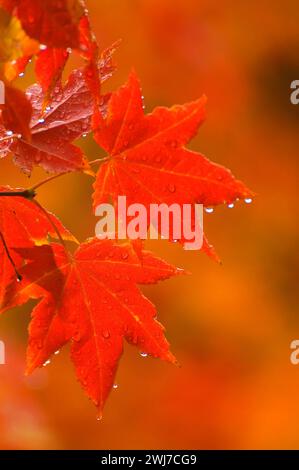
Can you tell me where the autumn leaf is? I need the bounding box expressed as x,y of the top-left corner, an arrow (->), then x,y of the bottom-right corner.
0,185 -> 76,303
13,0 -> 84,49
0,186 -> 75,247
1,84 -> 32,140
0,7 -> 38,67
0,67 -> 106,173
35,47 -> 69,98
92,71 -> 253,258
1,239 -> 181,413
0,46 -> 117,173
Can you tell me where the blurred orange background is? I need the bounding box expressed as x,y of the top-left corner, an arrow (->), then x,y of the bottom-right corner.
1,0 -> 299,449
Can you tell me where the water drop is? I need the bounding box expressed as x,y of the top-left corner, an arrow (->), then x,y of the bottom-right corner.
227,203 -> 234,209
102,330 -> 110,339
121,252 -> 129,260
82,133 -> 87,138
6,131 -> 13,137
73,331 -> 81,342
43,360 -> 51,367
167,183 -> 176,193
244,198 -> 253,204
140,352 -> 148,358
39,44 -> 47,51
113,384 -> 118,390
38,118 -> 45,124
205,207 -> 214,214
19,72 -> 24,77
54,350 -> 60,355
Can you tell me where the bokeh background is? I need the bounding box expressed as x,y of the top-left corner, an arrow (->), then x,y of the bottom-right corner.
1,0 -> 299,449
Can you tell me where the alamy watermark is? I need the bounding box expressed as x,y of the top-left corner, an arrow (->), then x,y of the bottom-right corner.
95,196 -> 204,250
290,340 -> 299,365
0,340 -> 5,365
290,80 -> 299,105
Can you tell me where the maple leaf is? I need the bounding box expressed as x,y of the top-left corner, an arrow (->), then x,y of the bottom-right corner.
0,7 -> 38,67
0,185 -> 76,302
1,84 -> 32,140
0,63 -> 112,174
12,0 -> 84,49
1,239 -> 181,413
92,71 -> 253,258
35,47 -> 69,98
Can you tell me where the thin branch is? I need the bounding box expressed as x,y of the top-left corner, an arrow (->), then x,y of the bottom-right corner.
32,199 -> 73,264
30,172 -> 70,191
0,189 -> 36,199
89,156 -> 110,166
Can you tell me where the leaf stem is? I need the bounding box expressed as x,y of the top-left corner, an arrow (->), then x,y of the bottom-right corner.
0,231 -> 22,281
0,189 -> 36,199
30,172 -> 70,191
89,156 -> 110,166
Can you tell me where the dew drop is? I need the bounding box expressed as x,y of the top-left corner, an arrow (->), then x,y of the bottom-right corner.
18,72 -> 24,77
82,133 -> 87,138
6,130 -> 13,137
113,384 -> 118,390
167,183 -> 176,193
43,360 -> 51,367
54,350 -> 60,355
140,352 -> 148,358
227,203 -> 234,209
39,44 -> 47,51
102,330 -> 110,339
244,198 -> 253,204
73,331 -> 82,342
205,207 -> 214,214
38,118 -> 45,124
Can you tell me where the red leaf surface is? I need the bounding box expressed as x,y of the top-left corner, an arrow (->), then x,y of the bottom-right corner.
1,239 -> 180,413
0,52 -> 116,173
93,71 -> 253,257
0,185 -> 76,303
0,186 -> 75,248
1,84 -> 32,140
35,47 -> 69,98
14,0 -> 84,48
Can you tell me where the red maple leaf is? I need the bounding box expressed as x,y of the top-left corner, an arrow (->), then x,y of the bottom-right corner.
1,239 -> 181,414
11,0 -> 84,49
0,84 -> 32,141
92,71 -> 253,258
0,60 -> 114,173
0,185 -> 75,303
